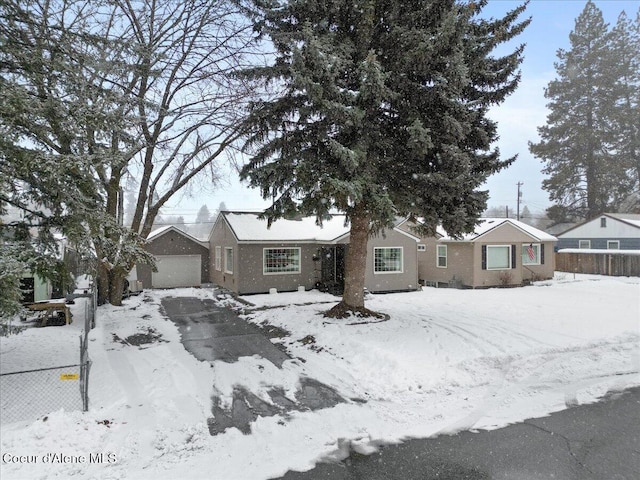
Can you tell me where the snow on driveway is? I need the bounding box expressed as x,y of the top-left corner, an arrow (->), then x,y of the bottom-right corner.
1,273 -> 639,480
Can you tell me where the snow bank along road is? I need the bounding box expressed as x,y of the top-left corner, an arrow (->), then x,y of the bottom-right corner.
0,273 -> 638,480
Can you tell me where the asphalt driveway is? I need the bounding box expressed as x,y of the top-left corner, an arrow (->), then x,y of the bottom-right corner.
160,293 -> 345,435
161,295 -> 289,366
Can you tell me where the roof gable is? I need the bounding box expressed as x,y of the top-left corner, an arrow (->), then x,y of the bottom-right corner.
603,213 -> 640,229
438,218 -> 557,242
558,213 -> 640,237
147,225 -> 209,247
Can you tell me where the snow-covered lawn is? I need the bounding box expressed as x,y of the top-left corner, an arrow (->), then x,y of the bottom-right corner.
1,273 -> 639,480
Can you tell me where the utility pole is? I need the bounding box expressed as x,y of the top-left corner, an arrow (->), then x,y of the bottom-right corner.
516,182 -> 523,221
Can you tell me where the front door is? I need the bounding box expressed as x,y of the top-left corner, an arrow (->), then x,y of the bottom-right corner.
319,245 -> 346,294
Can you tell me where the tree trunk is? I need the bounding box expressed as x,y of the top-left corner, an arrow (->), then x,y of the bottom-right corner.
109,269 -> 125,307
97,261 -> 110,306
342,207 -> 370,309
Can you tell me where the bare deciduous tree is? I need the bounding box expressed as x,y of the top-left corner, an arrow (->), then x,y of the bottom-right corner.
1,0 -> 259,306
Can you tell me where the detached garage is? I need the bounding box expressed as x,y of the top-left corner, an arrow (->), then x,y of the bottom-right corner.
137,226 -> 210,289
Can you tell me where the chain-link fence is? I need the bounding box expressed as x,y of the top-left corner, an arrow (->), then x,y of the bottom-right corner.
0,288 -> 95,424
0,362 -> 87,424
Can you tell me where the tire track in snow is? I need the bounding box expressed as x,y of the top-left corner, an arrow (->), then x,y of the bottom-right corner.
448,314 -> 556,350
436,336 -> 640,435
425,317 -> 506,355
105,346 -> 160,469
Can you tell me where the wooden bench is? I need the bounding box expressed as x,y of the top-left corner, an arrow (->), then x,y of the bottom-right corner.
26,301 -> 72,327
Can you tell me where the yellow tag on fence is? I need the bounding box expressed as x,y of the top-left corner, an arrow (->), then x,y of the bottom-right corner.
60,373 -> 79,380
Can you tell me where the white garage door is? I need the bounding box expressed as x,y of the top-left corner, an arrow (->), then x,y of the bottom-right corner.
152,255 -> 201,288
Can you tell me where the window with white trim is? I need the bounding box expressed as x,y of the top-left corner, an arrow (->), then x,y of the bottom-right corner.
607,240 -> 620,250
374,247 -> 403,273
263,247 -> 301,274
579,240 -> 591,249
215,246 -> 221,271
487,245 -> 511,270
521,243 -> 540,265
224,247 -> 233,274
417,244 -> 426,252
437,245 -> 447,268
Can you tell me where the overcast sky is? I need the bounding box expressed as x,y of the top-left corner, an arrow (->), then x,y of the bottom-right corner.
164,0 -> 639,221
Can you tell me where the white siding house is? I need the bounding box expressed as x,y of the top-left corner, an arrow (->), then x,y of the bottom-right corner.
557,214 -> 640,251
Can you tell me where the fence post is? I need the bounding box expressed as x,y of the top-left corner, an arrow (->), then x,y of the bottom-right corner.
92,285 -> 97,329
79,333 -> 91,412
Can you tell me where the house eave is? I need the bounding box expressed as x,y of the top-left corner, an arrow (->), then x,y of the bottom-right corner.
473,221 -> 542,243
148,225 -> 210,249
236,239 -> 340,245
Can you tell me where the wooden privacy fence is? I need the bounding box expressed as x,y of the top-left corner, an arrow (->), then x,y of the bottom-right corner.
556,251 -> 640,277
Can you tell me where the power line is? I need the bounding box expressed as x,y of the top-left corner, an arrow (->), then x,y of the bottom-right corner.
148,221 -> 216,225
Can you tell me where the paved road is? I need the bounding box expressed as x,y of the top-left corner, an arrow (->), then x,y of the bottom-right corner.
278,387 -> 640,480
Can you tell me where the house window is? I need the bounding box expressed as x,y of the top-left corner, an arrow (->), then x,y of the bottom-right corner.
600,217 -> 606,228
215,246 -> 221,271
607,240 -> 620,250
417,244 -> 426,252
437,245 -> 447,268
579,240 -> 591,249
224,247 -> 233,274
263,247 -> 301,274
487,245 -> 511,270
374,247 -> 403,273
522,243 -> 540,265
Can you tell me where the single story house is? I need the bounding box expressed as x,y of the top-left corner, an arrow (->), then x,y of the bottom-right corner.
136,226 -> 210,289
20,273 -> 52,303
415,218 -> 557,288
556,213 -> 640,250
209,211 -> 421,295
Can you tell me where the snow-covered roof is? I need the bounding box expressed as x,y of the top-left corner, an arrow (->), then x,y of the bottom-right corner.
437,218 -> 557,242
146,225 -> 208,247
147,225 -> 173,240
557,213 -> 640,236
605,213 -> 640,229
222,212 -> 351,243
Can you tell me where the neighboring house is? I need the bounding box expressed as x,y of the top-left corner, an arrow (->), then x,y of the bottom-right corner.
416,218 -> 557,288
556,213 -> 640,251
209,212 -> 421,295
19,274 -> 52,303
136,226 -> 210,289
2,206 -> 71,302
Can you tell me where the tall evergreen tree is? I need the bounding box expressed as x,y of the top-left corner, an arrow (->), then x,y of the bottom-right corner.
607,9 -> 640,195
530,0 -> 630,220
193,204 -> 213,239
196,205 -> 212,225
239,0 -> 529,314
